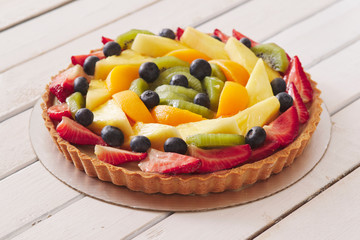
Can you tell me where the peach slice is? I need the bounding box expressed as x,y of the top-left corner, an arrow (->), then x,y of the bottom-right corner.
105,65 -> 139,95
165,48 -> 211,64
151,105 -> 205,126
209,59 -> 249,86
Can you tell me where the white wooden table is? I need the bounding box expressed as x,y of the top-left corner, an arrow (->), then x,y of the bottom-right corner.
1,0 -> 360,239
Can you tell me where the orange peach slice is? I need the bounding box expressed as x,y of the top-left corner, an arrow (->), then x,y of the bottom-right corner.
165,48 -> 211,64
151,105 -> 205,126
209,59 -> 249,86
106,65 -> 139,95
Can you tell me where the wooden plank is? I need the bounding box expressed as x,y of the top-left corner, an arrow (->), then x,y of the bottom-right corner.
0,162 -> 80,239
0,109 -> 36,180
0,0 -> 157,73
0,0 -> 72,31
130,99 -> 360,239
0,0 -> 246,122
12,197 -> 168,240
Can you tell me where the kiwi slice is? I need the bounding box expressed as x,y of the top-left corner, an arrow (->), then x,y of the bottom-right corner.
66,92 -> 85,118
202,76 -> 224,111
186,133 -> 245,148
163,99 -> 214,119
115,29 -> 154,50
150,66 -> 190,90
210,63 -> 226,81
158,91 -> 191,104
251,43 -> 289,73
155,85 -> 198,101
152,56 -> 190,72
129,78 -> 149,96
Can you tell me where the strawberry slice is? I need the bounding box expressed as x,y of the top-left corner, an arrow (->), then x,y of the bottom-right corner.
101,36 -> 114,45
49,65 -> 87,102
95,145 -> 147,165
176,27 -> 184,40
71,50 -> 105,67
264,106 -> 299,147
287,82 -> 309,123
47,103 -> 72,121
284,56 -> 313,103
250,135 -> 281,161
138,148 -> 201,174
213,28 -> 229,42
232,29 -> 259,47
56,117 -> 106,145
188,144 -> 252,173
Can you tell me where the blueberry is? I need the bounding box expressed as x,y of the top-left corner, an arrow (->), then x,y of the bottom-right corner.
140,90 -> 160,109
190,59 -> 212,81
103,41 -> 121,57
276,92 -> 293,112
245,126 -> 266,149
164,137 -> 188,155
101,125 -> 124,147
211,35 -> 222,41
170,74 -> 188,88
74,77 -> 89,95
83,56 -> 99,75
159,28 -> 176,39
130,135 -> 151,153
239,37 -> 251,48
194,93 -> 210,109
75,108 -> 93,126
139,62 -> 160,83
271,77 -> 286,95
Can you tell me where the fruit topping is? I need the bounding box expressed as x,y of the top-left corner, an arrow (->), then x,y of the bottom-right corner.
202,76 -> 224,111
103,41 -> 122,57
83,56 -> 100,75
115,29 -> 154,50
251,43 -> 289,73
164,99 -> 214,119
101,36 -> 114,45
71,51 -> 105,67
245,126 -> 266,149
209,63 -> 226,81
139,62 -> 160,83
152,69 -> 203,92
232,29 -> 258,47
264,106 -> 299,147
186,133 -> 245,148
188,144 -> 251,173
56,117 -> 106,145
271,77 -> 286,95
155,84 -> 198,103
175,27 -> 184,40
75,108 -> 94,127
209,59 -> 249,86
159,28 -> 176,39
106,65 -> 139,95
213,28 -> 229,42
165,49 -> 211,64
101,125 -> 124,147
95,145 -> 147,165
129,78 -> 149,96
47,103 -> 72,121
164,137 -> 188,154
249,135 -> 281,161
130,135 -> 151,153
66,92 -> 85,118
190,59 -> 212,81
287,82 -> 309,123
284,56 -> 313,103
239,37 -> 251,48
138,148 -> 201,174
216,81 -> 248,117
170,74 -> 188,88
211,35 -> 222,41
73,76 -> 89,95
152,56 -> 190,71
140,90 -> 160,109
151,105 -> 205,126
193,93 -> 210,109
85,80 -> 111,111
276,92 -> 293,112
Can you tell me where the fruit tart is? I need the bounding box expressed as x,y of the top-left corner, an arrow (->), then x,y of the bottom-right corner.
41,27 -> 322,195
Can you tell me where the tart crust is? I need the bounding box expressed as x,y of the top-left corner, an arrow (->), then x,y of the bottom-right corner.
41,69 -> 322,195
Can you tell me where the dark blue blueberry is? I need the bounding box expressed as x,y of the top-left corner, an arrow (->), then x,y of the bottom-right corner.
194,93 -> 210,109
271,77 -> 286,95
170,74 -> 188,88
164,137 -> 188,155
74,77 -> 89,95
83,56 -> 99,75
75,108 -> 93,127
139,62 -> 160,83
101,125 -> 124,147
130,135 -> 151,153
159,28 -> 176,39
211,35 -> 222,41
140,90 -> 160,109
239,37 -> 252,48
276,92 -> 293,112
245,126 -> 266,149
103,41 -> 121,57
190,59 -> 212,81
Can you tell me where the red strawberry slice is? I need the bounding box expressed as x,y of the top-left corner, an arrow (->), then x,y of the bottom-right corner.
250,135 -> 281,161
264,106 -> 299,147
101,36 -> 114,45
71,50 -> 105,67
188,144 -> 252,173
176,27 -> 184,40
47,103 -> 72,121
49,65 -> 87,102
232,29 -> 259,46
284,56 -> 313,103
138,148 -> 201,174
56,117 -> 106,145
95,145 -> 147,165
287,82 -> 309,124
213,28 -> 229,42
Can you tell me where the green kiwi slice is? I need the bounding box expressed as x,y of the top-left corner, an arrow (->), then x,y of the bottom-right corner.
158,92 -> 192,104
202,76 -> 224,111
129,78 -> 149,96
152,56 -> 190,72
66,92 -> 85,118
150,66 -> 190,90
155,85 -> 198,101
115,29 -> 154,50
163,99 -> 214,119
186,133 -> 245,148
251,43 -> 289,73
210,63 -> 226,81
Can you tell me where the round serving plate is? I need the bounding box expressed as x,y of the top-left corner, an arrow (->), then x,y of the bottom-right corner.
30,99 -> 331,212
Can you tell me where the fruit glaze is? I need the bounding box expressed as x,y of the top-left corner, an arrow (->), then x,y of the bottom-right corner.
42,27 -> 322,195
